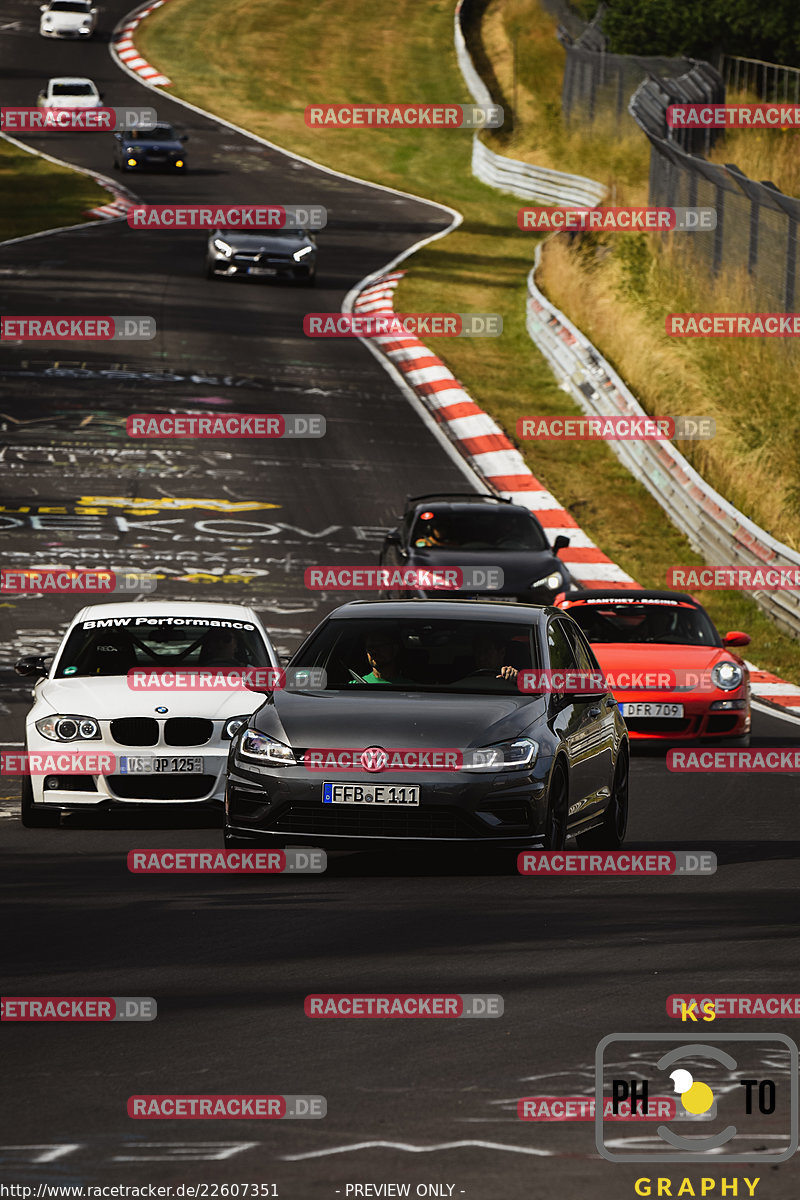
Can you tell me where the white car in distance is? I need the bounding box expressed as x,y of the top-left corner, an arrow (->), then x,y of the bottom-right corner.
37,76 -> 103,108
39,0 -> 97,38
16,601 -> 280,827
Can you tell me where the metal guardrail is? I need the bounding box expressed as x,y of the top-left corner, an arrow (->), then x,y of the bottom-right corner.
722,54 -> 800,102
453,0 -> 800,639
454,0 -> 607,207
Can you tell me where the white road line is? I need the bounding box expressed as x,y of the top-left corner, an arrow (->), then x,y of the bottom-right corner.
280,1139 -> 554,1160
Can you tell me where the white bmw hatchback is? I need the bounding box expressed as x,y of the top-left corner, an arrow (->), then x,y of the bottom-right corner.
16,601 -> 279,827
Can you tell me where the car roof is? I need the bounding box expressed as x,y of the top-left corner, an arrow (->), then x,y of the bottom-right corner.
406,497 -> 540,520
325,600 -> 551,624
70,600 -> 263,622
561,588 -> 701,606
48,76 -> 97,85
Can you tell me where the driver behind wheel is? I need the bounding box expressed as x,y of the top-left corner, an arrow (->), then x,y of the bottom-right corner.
351,633 -> 415,685
462,633 -> 518,682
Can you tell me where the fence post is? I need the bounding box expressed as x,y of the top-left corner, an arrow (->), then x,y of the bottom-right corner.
785,217 -> 796,312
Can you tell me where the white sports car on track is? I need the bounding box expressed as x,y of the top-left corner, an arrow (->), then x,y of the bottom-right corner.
37,76 -> 102,108
15,601 -> 279,827
39,0 -> 97,38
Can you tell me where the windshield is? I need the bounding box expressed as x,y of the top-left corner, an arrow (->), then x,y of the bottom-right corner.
50,2 -> 91,10
54,617 -> 271,678
410,508 -> 547,552
52,82 -> 95,95
129,125 -> 178,140
289,618 -> 540,692
564,600 -> 721,646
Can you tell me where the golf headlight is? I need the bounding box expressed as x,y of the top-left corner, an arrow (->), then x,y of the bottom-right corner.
531,571 -> 563,591
237,729 -> 296,766
223,715 -> 249,739
711,661 -> 744,691
213,238 -> 234,256
36,715 -> 100,742
469,737 -> 539,771
292,245 -> 313,261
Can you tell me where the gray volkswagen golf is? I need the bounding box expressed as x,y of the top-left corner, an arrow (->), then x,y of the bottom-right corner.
224,600 -> 629,853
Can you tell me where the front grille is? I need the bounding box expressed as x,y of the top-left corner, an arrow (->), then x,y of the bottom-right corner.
624,718 -> 693,734
269,800 -> 483,839
706,715 -> 740,734
108,775 -> 216,800
110,717 -> 159,746
164,717 -> 214,746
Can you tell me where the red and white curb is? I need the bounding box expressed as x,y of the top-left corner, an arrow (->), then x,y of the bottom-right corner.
353,272 -> 635,592
113,0 -> 172,86
85,193 -> 135,220
353,273 -> 800,716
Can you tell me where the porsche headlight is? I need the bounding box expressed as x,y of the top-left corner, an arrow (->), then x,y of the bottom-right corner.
711,661 -> 744,692
213,238 -> 234,256
469,737 -> 539,772
36,715 -> 100,741
292,245 -> 313,261
531,571 -> 563,591
223,714 -> 249,739
237,729 -> 296,766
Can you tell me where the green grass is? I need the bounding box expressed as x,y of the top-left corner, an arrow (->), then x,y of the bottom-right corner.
0,137 -> 109,242
136,0 -> 800,681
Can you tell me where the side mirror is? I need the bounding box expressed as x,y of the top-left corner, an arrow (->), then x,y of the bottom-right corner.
552,535 -> 570,554
180,134 -> 189,142
113,131 -> 122,140
384,529 -> 402,546
15,655 -> 48,679
40,5 -> 47,10
723,631 -> 751,648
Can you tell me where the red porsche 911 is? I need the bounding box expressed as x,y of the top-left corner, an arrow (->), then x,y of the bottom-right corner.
556,589 -> 751,743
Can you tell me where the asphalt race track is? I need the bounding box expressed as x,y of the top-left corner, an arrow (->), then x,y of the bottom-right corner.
2,1 -> 800,1197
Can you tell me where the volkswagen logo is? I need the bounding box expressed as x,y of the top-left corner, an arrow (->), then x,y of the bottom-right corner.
360,746 -> 388,773
155,706 -> 168,714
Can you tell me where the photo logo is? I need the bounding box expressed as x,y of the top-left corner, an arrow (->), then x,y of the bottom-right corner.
1,107 -> 157,131
518,207 -> 716,232
304,103 -> 503,129
595,1033 -> 798,1162
1,317 -> 156,341
127,205 -> 326,229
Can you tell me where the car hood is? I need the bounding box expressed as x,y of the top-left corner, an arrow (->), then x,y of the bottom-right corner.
125,139 -> 182,151
30,676 -> 262,721
261,689 -> 546,750
212,233 -> 311,253
45,94 -> 100,107
43,12 -> 90,27
408,547 -> 568,591
588,642 -> 746,689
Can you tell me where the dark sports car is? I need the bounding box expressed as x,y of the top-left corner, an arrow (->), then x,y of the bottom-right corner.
113,123 -> 188,171
224,600 -> 629,853
379,493 -> 572,604
205,228 -> 317,284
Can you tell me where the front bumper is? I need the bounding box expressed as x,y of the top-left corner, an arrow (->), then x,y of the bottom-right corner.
208,256 -> 314,281
617,690 -> 750,741
123,157 -> 185,171
225,760 -> 550,849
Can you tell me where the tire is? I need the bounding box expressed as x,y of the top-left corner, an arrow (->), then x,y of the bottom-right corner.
112,158 -> 119,171
20,776 -> 60,829
576,745 -> 629,850
543,762 -> 568,850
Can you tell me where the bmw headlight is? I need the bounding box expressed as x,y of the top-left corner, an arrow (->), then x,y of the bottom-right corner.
292,245 -> 313,262
469,737 -> 539,772
223,714 -> 250,739
237,729 -> 296,766
531,571 -> 563,591
711,661 -> 744,691
213,238 -> 234,256
36,715 -> 100,742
